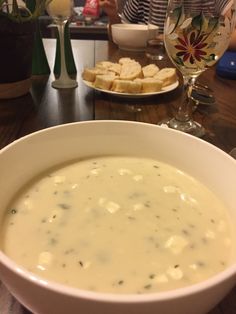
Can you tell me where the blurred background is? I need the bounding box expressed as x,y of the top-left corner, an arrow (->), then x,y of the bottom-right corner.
40,0 -> 110,40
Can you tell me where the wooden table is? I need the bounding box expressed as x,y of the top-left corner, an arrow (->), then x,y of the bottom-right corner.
0,39 -> 236,314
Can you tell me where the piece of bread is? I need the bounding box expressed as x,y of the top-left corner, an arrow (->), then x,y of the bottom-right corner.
83,59 -> 177,94
142,64 -> 160,78
96,61 -> 114,69
82,67 -> 108,82
135,78 -> 163,93
111,80 -> 130,93
154,68 -> 177,87
128,80 -> 142,93
118,57 -> 136,65
111,79 -> 142,94
119,62 -> 142,80
107,63 -> 121,75
94,74 -> 117,90
96,61 -> 121,75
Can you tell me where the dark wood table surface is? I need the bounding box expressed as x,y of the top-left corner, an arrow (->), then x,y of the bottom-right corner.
0,38 -> 236,314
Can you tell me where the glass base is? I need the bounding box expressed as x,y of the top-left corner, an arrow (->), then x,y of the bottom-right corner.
158,118 -> 205,137
145,52 -> 165,61
145,39 -> 166,61
52,79 -> 78,89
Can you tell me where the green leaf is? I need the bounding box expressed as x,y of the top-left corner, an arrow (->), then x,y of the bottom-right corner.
170,6 -> 184,34
172,6 -> 183,22
192,12 -> 205,31
0,0 -> 52,22
173,56 -> 184,66
208,17 -> 219,32
12,0 -> 20,18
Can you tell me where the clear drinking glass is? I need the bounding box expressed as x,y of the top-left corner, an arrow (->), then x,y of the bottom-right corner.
160,0 -> 235,137
146,0 -> 166,61
47,0 -> 78,89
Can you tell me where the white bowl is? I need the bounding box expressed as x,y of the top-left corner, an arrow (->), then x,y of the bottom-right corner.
111,23 -> 158,51
0,120 -> 236,314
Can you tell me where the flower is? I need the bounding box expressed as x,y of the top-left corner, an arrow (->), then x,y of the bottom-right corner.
174,31 -> 207,64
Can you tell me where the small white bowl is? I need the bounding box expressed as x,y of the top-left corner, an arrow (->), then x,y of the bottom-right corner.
111,23 -> 159,51
0,121 -> 236,314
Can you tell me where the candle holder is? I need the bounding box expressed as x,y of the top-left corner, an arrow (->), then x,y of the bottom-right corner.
54,21 -> 77,77
47,0 -> 77,89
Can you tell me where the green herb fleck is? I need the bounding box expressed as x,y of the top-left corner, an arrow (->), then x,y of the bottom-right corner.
58,203 -> 71,210
144,284 -> 152,289
79,261 -> 84,267
50,238 -> 58,245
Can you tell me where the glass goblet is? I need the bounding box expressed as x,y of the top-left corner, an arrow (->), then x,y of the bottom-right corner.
47,0 -> 78,89
160,0 -> 235,137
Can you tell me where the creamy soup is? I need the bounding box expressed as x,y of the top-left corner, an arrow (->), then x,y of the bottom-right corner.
1,156 -> 235,294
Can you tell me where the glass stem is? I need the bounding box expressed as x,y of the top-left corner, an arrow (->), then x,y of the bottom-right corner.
57,20 -> 69,80
175,76 -> 196,122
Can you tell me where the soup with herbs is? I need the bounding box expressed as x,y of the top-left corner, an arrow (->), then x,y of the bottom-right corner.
1,156 -> 235,294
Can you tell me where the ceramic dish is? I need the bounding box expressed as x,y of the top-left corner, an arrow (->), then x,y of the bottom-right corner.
83,79 -> 179,98
0,121 -> 236,314
111,23 -> 159,52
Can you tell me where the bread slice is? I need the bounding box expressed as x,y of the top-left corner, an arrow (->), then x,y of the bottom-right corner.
94,74 -> 116,90
154,68 -> 177,87
107,63 -> 121,75
128,80 -> 142,93
111,79 -> 142,93
119,62 -> 142,80
96,61 -> 121,75
82,67 -> 108,82
111,80 -> 130,93
135,78 -> 163,93
96,61 -> 114,69
142,64 -> 159,78
118,57 -> 136,65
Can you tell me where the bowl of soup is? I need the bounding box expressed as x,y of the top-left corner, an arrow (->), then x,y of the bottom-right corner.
0,120 -> 236,314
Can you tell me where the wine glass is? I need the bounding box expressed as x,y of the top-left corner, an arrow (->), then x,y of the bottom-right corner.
47,0 -> 78,89
160,0 -> 235,137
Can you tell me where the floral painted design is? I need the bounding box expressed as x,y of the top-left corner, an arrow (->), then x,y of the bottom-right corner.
165,5 -> 235,70
175,32 -> 207,64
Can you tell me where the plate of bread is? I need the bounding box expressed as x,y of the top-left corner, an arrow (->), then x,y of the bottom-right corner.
82,58 -> 179,98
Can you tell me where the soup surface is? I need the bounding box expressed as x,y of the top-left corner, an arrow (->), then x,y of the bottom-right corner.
1,156 -> 234,294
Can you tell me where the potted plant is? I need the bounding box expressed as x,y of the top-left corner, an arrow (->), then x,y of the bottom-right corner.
0,0 -> 50,99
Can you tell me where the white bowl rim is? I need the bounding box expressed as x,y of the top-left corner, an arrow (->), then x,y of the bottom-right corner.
111,23 -> 152,30
0,120 -> 236,303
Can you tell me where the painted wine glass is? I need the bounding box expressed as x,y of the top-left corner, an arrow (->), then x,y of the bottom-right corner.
47,0 -> 78,89
161,0 -> 235,136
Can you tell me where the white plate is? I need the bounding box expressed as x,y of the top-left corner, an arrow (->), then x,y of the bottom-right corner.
83,80 -> 179,98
